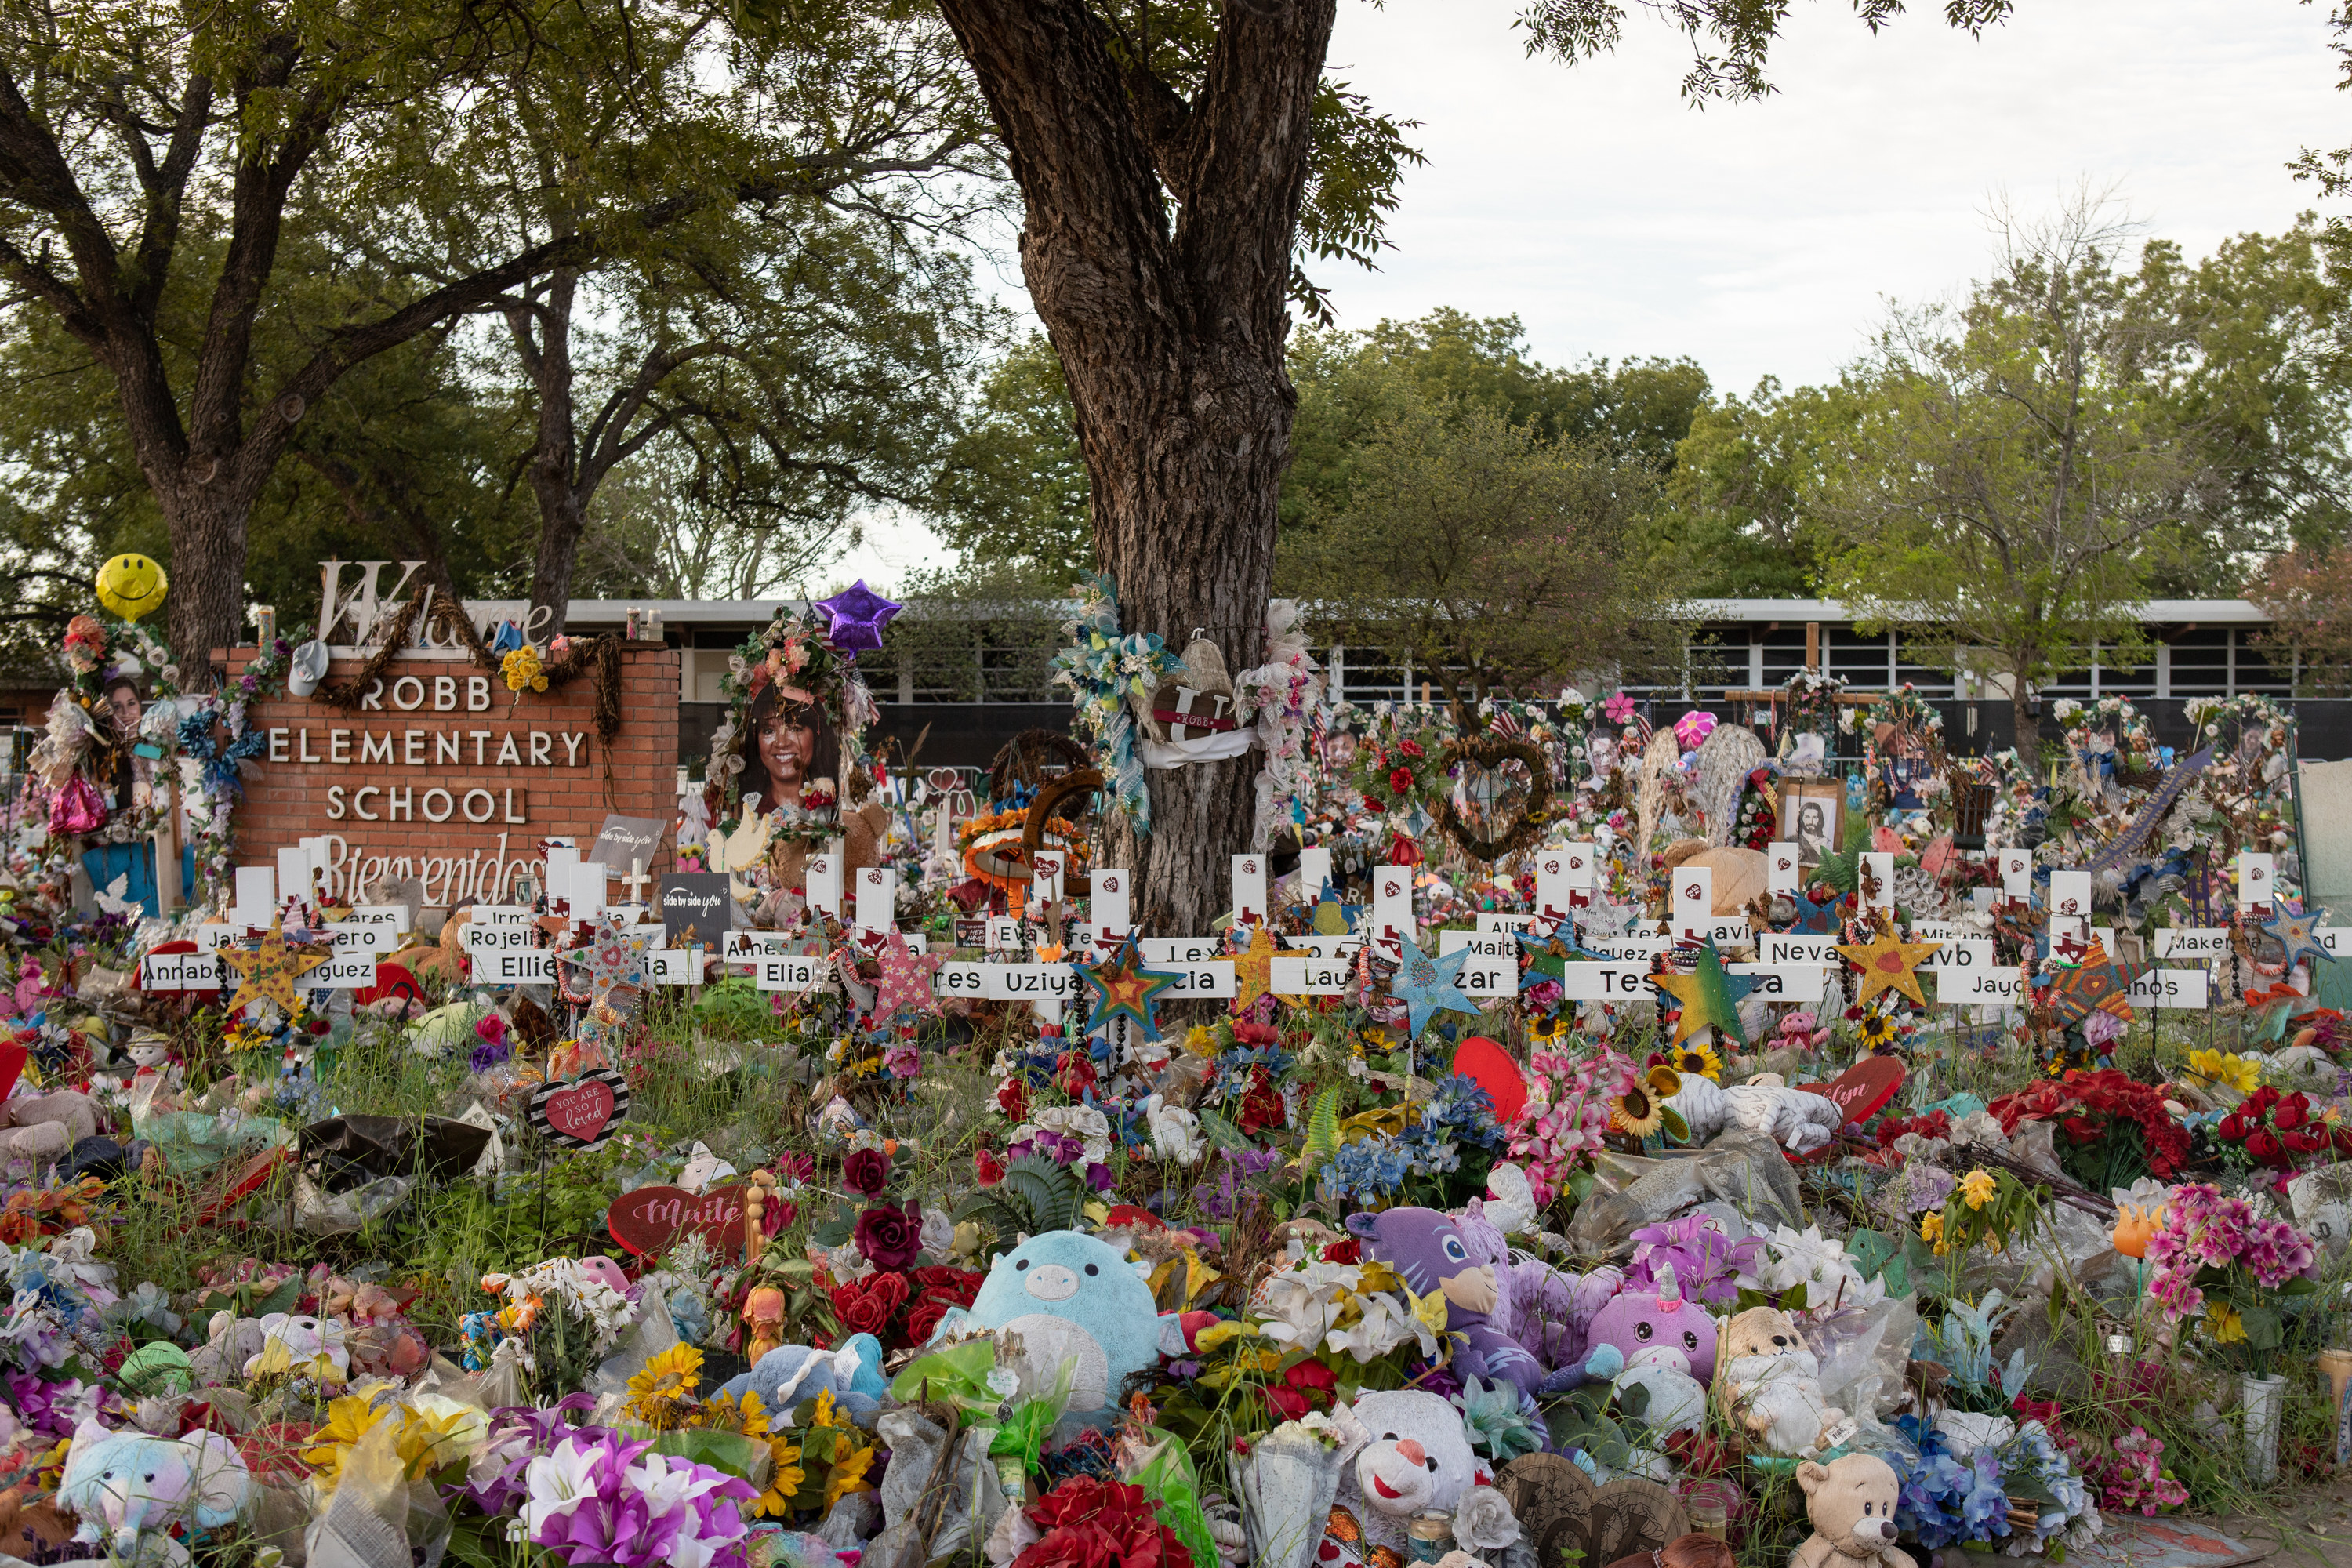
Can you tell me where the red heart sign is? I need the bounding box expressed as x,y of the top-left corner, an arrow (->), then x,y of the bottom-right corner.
528,1069 -> 630,1150
608,1183 -> 754,1257
1795,1054 -> 1906,1128
1451,1035 -> 1528,1124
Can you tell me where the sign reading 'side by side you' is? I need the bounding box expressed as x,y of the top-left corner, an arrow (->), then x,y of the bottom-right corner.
220,643 -> 681,909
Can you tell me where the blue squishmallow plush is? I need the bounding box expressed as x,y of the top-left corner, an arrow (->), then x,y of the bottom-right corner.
950,1230 -> 1172,1416
715,1332 -> 887,1417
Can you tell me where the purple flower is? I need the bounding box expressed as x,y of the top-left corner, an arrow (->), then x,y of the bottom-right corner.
3,1370 -> 85,1437
470,1037 -> 513,1073
1083,1161 -> 1114,1192
1625,1214 -> 1762,1305
1225,1145 -> 1283,1178
524,1432 -> 756,1568
883,1044 -> 922,1080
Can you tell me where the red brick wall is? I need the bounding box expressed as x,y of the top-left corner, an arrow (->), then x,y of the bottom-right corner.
220,645 -> 680,906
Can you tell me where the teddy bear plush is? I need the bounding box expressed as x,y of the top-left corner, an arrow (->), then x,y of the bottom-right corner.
1791,1454 -> 1907,1568
1323,1389 -> 1485,1559
241,1312 -> 350,1385
1715,1305 -> 1846,1457
714,1332 -> 888,1417
56,1417 -> 251,1568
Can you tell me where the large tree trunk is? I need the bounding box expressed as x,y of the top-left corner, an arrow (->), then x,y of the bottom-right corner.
513,271 -> 586,635
160,479 -> 260,676
936,0 -> 1334,935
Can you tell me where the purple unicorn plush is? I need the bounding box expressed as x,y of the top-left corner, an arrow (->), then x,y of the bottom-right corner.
1345,1206 -> 1549,1401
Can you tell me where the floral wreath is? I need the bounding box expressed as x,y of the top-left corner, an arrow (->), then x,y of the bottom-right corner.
1773,668 -> 1848,743
708,608 -> 877,848
2053,694 -> 2158,770
2187,693 -> 2294,761
1348,710 -> 1452,821
1047,573 -> 1184,835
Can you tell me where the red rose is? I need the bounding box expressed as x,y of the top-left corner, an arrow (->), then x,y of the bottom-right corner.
2288,1125 -> 2328,1155
2275,1097 -> 2308,1131
2218,1114 -> 2246,1142
1238,1067 -> 1286,1134
2247,1129 -> 2287,1167
910,1265 -> 984,1308
1262,1381 -> 1312,1421
1058,1050 -> 1098,1098
1399,740 -> 1424,759
975,1149 -> 1005,1186
844,1148 -> 891,1196
1013,1476 -> 1187,1568
997,1078 -> 1029,1121
830,1271 -> 909,1338
855,1202 -> 923,1269
1285,1359 -> 1337,1406
1389,767 -> 1414,796
903,1299 -> 953,1346
1363,794 -> 1385,814
1321,1238 -> 1360,1265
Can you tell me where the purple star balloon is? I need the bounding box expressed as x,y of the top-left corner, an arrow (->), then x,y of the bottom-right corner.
813,579 -> 902,653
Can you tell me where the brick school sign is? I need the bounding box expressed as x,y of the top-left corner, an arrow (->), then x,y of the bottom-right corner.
220,645 -> 680,907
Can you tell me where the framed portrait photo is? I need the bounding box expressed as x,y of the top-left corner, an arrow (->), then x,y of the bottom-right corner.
1782,779 -> 1844,866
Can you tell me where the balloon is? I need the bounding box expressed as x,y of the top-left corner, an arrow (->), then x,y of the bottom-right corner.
95,554 -> 168,620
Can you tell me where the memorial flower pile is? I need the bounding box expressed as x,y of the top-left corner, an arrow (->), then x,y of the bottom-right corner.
9,576 -> 2352,1568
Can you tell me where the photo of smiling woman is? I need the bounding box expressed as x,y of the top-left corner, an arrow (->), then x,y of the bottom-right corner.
738,684 -> 841,815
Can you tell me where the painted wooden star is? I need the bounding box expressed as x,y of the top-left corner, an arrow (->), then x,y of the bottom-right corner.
218,919 -> 329,1014
1389,935 -> 1479,1040
1080,934 -> 1182,1041
1650,937 -> 1757,1046
873,931 -> 944,1021
1231,926 -> 1281,1012
1517,927 -> 1602,991
1836,931 -> 1945,1007
2036,938 -> 2140,1025
1788,891 -> 1842,935
2262,907 -> 2339,971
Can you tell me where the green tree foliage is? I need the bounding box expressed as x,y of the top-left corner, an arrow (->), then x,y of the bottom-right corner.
1644,377 -> 1850,597
1286,310 -> 1710,525
926,310 -> 1713,579
1817,196 -> 2239,745
411,0 -> 998,628
1276,379 -> 1679,717
927,334 -> 1094,581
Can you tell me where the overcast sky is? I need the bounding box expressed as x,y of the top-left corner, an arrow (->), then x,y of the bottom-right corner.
833,0 -> 2349,590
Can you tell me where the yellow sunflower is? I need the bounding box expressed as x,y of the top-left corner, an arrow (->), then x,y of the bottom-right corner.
625,1344 -> 705,1430
699,1388 -> 769,1438
1611,1083 -> 1664,1138
1959,1170 -> 1998,1210
1856,1011 -> 1898,1052
757,1439 -> 808,1517
1671,1043 -> 1722,1080
823,1443 -> 878,1509
1530,1014 -> 1570,1043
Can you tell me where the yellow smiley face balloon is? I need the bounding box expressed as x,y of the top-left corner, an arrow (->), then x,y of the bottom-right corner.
95,554 -> 168,621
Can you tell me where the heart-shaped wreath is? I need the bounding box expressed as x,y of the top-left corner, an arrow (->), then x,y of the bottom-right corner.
1436,735 -> 1554,862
